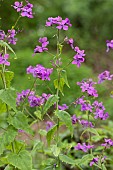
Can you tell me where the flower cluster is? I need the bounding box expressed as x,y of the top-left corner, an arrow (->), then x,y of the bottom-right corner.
13,1 -> 33,18
27,64 -> 53,81
64,37 -> 74,49
58,104 -> 68,111
0,53 -> 10,66
77,79 -> 98,97
74,143 -> 94,152
72,46 -> 85,67
106,40 -> 113,52
46,16 -> 72,30
92,100 -> 109,120
98,70 -> 113,84
90,156 -> 106,166
16,89 -> 51,107
71,114 -> 94,128
101,138 -> 113,148
0,29 -> 17,45
34,37 -> 49,54
0,30 -> 5,40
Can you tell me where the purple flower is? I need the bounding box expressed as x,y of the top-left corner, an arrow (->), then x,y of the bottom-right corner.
98,70 -> 113,84
72,46 -> 85,67
13,1 -> 23,12
34,37 -> 49,54
7,29 -> 17,45
58,104 -> 68,111
0,53 -> 10,66
101,138 -> 113,148
74,143 -> 94,153
71,115 -> 80,124
46,16 -> 72,30
90,157 -> 99,166
80,120 -> 94,128
21,2 -> 33,18
28,95 -> 43,107
18,129 -> 24,133
16,89 -> 34,106
27,64 -> 53,81
106,40 -> 113,52
0,30 -> 5,40
76,96 -> 86,105
64,37 -> 74,49
46,121 -> 54,131
77,79 -> 98,97
13,1 -> 33,18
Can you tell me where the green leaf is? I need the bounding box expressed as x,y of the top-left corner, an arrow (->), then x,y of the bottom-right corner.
34,110 -> 42,120
59,154 -> 75,165
47,124 -> 57,145
0,40 -> 17,58
54,78 -> 65,95
81,128 -> 100,139
4,71 -> 14,88
61,70 -> 70,88
79,154 -> 94,165
42,95 -> 59,116
7,111 -> 33,135
0,99 -> 7,114
51,145 -> 60,157
7,150 -> 32,170
4,165 -> 14,170
101,164 -> 107,170
0,126 -> 17,155
32,140 -> 44,152
55,110 -> 73,136
38,129 -> 47,136
0,88 -> 17,112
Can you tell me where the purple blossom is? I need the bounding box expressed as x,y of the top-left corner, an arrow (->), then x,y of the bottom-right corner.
46,121 -> 54,131
0,30 -> 5,40
46,16 -> 72,30
92,101 -> 109,120
81,103 -> 93,112
64,37 -> 74,49
72,47 -> 85,67
18,129 -> 24,133
21,2 -> 33,18
77,79 -> 98,97
106,40 -> 113,52
101,138 -> 113,148
13,1 -> 23,12
58,104 -> 68,111
90,157 -> 99,166
28,95 -> 43,107
71,115 -> 80,124
16,89 -> 35,106
74,143 -> 94,153
34,37 -> 49,54
12,1 -> 33,18
98,70 -> 113,84
27,64 -> 53,81
7,29 -> 17,45
80,120 -> 94,128
76,96 -> 86,105
0,53 -> 10,66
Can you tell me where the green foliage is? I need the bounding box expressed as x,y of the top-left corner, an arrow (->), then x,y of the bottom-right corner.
55,110 -> 73,136
7,111 -> 33,135
42,95 -> 59,116
7,150 -> 32,170
0,126 -> 17,155
0,88 -> 17,112
47,124 -> 57,146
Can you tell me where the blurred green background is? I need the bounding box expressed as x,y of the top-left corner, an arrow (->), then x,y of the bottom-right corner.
0,0 -> 113,115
